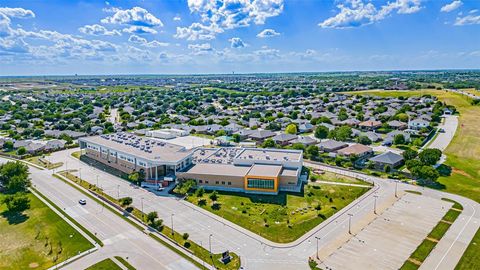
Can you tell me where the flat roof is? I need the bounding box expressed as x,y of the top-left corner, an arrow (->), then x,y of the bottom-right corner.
281,168 -> 299,177
247,164 -> 282,178
236,148 -> 302,162
80,133 -> 191,163
183,163 -> 251,177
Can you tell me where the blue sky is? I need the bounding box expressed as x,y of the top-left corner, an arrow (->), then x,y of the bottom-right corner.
0,0 -> 479,75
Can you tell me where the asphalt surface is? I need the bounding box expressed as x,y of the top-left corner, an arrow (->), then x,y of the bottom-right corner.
43,147 -> 480,270
0,157 -> 197,270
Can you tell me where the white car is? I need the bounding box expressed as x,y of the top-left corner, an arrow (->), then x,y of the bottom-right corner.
78,199 -> 86,205
157,187 -> 165,191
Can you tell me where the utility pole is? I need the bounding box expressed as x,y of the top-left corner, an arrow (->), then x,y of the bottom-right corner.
348,213 -> 353,234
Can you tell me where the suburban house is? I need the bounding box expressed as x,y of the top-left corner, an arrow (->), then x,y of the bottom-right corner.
369,151 -> 404,170
359,120 -> 382,131
337,144 -> 373,158
317,140 -> 348,153
272,133 -> 298,146
408,118 -> 430,130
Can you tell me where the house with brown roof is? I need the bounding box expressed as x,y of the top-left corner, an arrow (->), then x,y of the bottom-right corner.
359,120 -> 382,131
337,144 -> 373,158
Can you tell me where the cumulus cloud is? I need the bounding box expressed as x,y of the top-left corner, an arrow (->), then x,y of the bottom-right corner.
79,24 -> 121,36
188,43 -> 213,55
175,22 -> 222,40
254,47 -> 280,59
454,13 -> 480,25
228,37 -> 246,48
319,0 -> 422,29
122,25 -> 158,34
175,0 -> 284,40
173,15 -> 181,21
441,1 -> 462,13
101,6 -> 163,27
256,28 -> 280,38
0,7 -> 35,19
128,34 -> 169,47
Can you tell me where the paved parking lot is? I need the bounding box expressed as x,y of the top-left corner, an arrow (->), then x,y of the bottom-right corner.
319,193 -> 451,270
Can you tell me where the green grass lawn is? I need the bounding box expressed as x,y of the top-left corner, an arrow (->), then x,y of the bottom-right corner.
186,184 -> 370,243
409,239 -> 437,263
0,192 -> 93,270
71,151 -> 82,159
25,156 -> 63,170
456,228 -> 480,270
86,258 -> 122,270
428,221 -> 452,241
114,256 -> 136,270
310,170 -> 372,185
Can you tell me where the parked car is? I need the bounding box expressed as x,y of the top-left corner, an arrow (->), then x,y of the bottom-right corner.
157,187 -> 165,191
78,199 -> 86,205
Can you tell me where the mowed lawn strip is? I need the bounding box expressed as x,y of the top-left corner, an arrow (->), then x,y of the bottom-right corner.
186,184 -> 370,243
85,258 -> 122,270
0,192 -> 93,270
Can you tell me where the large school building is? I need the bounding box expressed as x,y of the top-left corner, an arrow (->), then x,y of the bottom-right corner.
79,132 -> 304,194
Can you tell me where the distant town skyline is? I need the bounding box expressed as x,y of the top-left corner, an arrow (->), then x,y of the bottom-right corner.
1,0 -> 479,75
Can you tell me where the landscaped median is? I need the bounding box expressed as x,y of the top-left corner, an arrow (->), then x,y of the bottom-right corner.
54,170 -> 241,270
400,198 -> 464,270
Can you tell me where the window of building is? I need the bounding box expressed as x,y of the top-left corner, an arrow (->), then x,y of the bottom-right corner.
221,181 -> 225,185
228,182 -> 231,185
247,178 -> 275,190
205,181 -> 209,184
199,180 -> 203,184
215,181 -> 219,184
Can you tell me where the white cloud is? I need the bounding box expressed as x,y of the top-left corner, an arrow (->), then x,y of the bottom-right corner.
122,26 -> 158,34
441,1 -> 462,13
175,22 -> 222,41
319,0 -> 422,29
454,14 -> 480,25
0,7 -> 35,19
188,43 -> 213,55
128,34 -> 169,47
228,37 -> 246,48
256,29 -> 280,38
176,0 -> 284,40
79,24 -> 121,36
101,7 -> 163,27
254,47 -> 280,59
173,15 -> 181,21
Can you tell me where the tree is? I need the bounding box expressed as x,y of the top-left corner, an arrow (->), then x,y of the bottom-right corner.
393,134 -> 405,145
16,147 -> 26,155
418,166 -> 440,183
357,136 -> 372,145
262,138 -> 275,148
3,141 -> 13,150
406,159 -> 422,171
146,211 -> 158,224
329,126 -> 352,142
182,233 -> 189,240
209,191 -> 218,202
419,148 -> 442,166
232,134 -> 240,143
128,172 -> 141,185
119,197 -> 133,207
306,145 -> 319,158
403,148 -> 418,161
285,124 -> 297,134
314,125 -> 329,139
2,193 -> 30,212
195,187 -> 205,197
0,162 -> 30,193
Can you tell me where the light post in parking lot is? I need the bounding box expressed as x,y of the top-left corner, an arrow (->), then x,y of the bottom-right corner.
117,184 -> 120,199
79,168 -> 82,182
141,197 -> 144,216
315,236 -> 321,259
96,175 -> 99,188
348,213 -> 353,234
209,234 -> 213,257
171,214 -> 174,237
395,181 -> 398,198
374,195 -> 378,215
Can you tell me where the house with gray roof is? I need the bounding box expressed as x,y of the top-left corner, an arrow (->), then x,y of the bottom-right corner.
317,139 -> 348,153
369,151 -> 404,170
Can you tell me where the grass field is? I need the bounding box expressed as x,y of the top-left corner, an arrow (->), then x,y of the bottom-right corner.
310,170 -> 372,185
186,184 -> 370,243
114,256 -> 136,270
86,258 -> 122,270
349,89 -> 480,270
25,156 -> 63,169
0,192 -> 93,270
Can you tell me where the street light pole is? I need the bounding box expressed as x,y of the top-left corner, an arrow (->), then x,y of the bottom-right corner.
96,175 -> 99,188
374,195 -> 378,215
315,236 -> 321,259
348,213 -> 353,234
395,181 -> 398,198
171,214 -> 174,236
79,168 -> 82,182
117,184 -> 120,199
209,234 -> 213,257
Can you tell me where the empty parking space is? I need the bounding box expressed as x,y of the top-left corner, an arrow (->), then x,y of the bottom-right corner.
320,193 -> 451,270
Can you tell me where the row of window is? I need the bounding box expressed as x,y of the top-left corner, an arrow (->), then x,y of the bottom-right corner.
247,178 -> 275,190
197,180 -> 232,186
